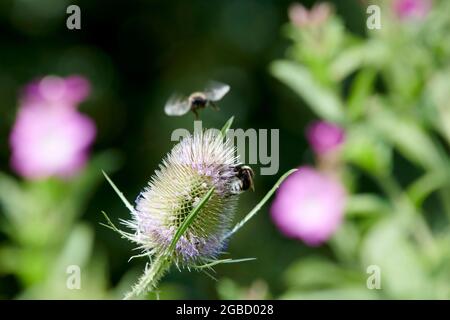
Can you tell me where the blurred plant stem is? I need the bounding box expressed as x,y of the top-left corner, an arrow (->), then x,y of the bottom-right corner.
439,188 -> 450,222
373,174 -> 438,259
0,151 -> 121,297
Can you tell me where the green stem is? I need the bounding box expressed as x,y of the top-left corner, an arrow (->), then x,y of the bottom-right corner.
374,174 -> 437,257
124,254 -> 171,300
439,188 -> 450,222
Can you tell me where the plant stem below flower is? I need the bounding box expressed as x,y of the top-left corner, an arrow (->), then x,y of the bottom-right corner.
124,254 -> 171,300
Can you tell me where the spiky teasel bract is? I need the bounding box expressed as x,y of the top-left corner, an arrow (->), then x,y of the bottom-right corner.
126,129 -> 241,267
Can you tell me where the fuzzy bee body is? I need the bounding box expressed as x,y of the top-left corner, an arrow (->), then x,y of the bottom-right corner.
164,81 -> 230,119
188,92 -> 208,108
230,165 -> 255,194
188,92 -> 209,118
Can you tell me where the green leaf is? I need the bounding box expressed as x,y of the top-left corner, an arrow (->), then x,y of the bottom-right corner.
330,40 -> 388,81
427,70 -> 450,145
284,256 -> 364,290
344,125 -> 392,176
270,60 -> 345,123
407,172 -> 448,206
220,116 -> 234,138
53,223 -> 94,271
167,187 -> 215,253
345,194 -> 390,216
369,105 -> 444,170
217,278 -> 245,300
0,172 -> 25,225
329,222 -> 361,262
194,257 -> 256,270
102,170 -> 134,213
55,150 -> 122,225
346,68 -> 377,120
0,246 -> 20,274
361,217 -> 432,298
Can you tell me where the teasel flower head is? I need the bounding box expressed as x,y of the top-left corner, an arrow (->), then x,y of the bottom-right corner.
103,117 -> 296,299
128,130 -> 241,267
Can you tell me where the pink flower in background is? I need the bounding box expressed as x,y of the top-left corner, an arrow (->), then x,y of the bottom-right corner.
270,166 -> 346,246
392,0 -> 432,20
21,75 -> 91,108
288,2 -> 332,28
9,75 -> 95,180
306,121 -> 345,156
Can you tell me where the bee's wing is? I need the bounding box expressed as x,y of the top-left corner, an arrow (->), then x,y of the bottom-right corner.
203,81 -> 230,101
164,94 -> 191,116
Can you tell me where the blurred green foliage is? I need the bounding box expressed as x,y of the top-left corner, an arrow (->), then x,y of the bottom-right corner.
269,0 -> 450,299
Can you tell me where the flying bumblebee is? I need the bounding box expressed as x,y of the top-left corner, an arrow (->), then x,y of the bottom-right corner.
164,81 -> 230,119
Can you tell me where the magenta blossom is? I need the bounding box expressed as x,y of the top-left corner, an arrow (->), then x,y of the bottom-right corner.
21,75 -> 91,109
270,166 -> 346,246
306,121 -> 345,156
392,0 -> 432,20
288,2 -> 332,28
9,75 -> 95,180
